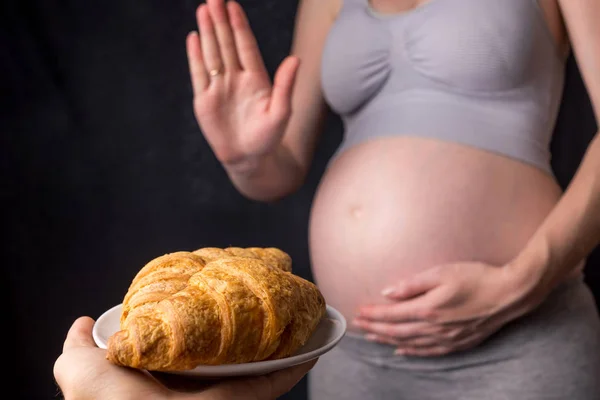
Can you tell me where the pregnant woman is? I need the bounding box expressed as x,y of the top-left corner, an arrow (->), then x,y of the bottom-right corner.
186,0 -> 600,398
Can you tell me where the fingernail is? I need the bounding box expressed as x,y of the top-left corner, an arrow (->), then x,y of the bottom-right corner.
394,349 -> 406,355
381,287 -> 395,297
365,334 -> 378,342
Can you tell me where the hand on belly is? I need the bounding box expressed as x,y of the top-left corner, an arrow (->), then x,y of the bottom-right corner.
308,136 -> 565,356
351,261 -> 545,357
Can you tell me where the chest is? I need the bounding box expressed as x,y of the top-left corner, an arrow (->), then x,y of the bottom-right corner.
321,0 -> 557,114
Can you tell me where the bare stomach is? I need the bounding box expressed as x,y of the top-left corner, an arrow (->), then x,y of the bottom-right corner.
308,136 -> 565,331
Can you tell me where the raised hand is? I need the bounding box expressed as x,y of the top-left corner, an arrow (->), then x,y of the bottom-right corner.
186,0 -> 300,165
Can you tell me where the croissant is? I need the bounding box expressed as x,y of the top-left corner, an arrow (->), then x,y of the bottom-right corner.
106,247 -> 326,371
119,247 -> 292,324
192,246 -> 292,273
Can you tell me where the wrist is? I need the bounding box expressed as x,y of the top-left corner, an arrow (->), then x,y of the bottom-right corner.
222,152 -> 270,177
221,145 -> 304,202
503,236 -> 556,308
512,237 -> 551,285
222,144 -> 294,176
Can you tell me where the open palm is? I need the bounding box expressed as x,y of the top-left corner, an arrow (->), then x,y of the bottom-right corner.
186,0 -> 299,164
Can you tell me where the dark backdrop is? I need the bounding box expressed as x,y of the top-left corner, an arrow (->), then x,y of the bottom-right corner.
2,1 -> 598,399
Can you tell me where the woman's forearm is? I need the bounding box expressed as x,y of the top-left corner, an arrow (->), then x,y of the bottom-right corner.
514,132 -> 600,289
223,144 -> 307,202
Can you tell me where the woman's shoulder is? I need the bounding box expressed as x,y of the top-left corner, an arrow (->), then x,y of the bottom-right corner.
297,0 -> 345,22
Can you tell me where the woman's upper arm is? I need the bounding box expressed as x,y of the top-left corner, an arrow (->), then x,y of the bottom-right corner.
281,0 -> 341,173
559,0 -> 600,122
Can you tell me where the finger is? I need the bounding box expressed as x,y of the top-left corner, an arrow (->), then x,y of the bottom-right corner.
227,1 -> 266,71
263,359 -> 318,398
268,56 -> 300,121
396,346 -> 451,357
358,297 -> 437,322
197,4 -> 223,74
393,336 -> 449,349
209,359 -> 318,399
381,270 -> 441,300
365,334 -> 441,348
364,334 -> 400,346
63,316 -> 96,352
207,0 -> 241,70
186,31 -> 209,93
151,371 -> 214,393
353,319 -> 437,340
396,333 -> 488,357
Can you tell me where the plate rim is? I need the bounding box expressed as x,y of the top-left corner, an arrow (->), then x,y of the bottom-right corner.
92,302 -> 347,376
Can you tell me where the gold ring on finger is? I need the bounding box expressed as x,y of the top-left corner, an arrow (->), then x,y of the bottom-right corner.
209,67 -> 223,77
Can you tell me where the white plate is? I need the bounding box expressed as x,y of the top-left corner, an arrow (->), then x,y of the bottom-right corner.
93,303 -> 347,378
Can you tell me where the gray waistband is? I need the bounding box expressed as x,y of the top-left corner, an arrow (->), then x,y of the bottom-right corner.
336,275 -> 589,372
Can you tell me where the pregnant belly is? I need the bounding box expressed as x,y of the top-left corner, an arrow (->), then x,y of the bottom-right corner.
308,136 -> 563,330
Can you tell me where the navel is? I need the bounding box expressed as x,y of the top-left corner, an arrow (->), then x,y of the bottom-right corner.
349,205 -> 363,219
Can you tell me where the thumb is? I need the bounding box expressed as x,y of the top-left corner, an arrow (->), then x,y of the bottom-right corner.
267,55 -> 300,122
63,316 -> 97,351
381,270 -> 441,300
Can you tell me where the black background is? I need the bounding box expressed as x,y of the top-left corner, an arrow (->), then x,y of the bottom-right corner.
2,1 -> 598,399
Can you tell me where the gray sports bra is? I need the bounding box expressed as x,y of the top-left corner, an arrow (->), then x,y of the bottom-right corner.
321,0 -> 566,174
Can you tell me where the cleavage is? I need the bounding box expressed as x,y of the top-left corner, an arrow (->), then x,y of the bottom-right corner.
368,0 -> 432,15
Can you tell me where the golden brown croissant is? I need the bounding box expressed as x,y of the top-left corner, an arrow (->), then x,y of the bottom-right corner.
119,247 -> 292,324
192,246 -> 292,273
106,248 -> 326,371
